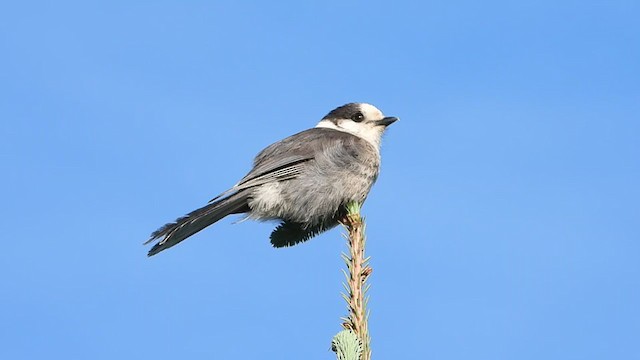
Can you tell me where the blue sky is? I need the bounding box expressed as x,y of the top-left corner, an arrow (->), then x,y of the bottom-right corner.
1,1 -> 638,359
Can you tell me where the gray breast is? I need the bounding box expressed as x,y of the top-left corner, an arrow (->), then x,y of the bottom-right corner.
248,129 -> 380,225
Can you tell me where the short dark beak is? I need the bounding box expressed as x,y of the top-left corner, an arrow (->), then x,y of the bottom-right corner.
375,116 -> 399,127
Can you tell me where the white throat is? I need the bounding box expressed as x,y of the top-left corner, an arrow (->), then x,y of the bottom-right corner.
315,119 -> 383,149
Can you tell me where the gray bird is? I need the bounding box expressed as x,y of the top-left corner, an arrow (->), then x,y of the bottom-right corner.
145,103 -> 397,256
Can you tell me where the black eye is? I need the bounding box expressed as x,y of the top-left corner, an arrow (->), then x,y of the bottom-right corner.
351,112 -> 365,122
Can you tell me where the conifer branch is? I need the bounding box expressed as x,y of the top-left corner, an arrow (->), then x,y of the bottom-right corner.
332,202 -> 372,360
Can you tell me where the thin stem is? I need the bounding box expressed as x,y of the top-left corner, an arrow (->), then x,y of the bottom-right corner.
336,202 -> 372,360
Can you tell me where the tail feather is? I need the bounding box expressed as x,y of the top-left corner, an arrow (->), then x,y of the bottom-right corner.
146,191 -> 250,256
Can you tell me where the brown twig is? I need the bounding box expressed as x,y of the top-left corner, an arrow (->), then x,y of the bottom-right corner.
338,203 -> 371,360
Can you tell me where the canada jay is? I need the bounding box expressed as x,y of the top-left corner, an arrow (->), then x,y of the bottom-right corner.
145,102 -> 397,256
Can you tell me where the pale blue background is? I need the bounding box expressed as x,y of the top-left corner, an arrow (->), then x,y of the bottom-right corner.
1,1 -> 638,359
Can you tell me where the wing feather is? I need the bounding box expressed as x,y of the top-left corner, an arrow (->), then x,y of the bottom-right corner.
210,128 -> 360,202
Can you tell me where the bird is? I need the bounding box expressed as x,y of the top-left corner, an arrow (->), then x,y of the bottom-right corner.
145,102 -> 397,256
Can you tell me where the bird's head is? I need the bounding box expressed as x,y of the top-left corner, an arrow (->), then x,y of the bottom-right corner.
316,103 -> 398,149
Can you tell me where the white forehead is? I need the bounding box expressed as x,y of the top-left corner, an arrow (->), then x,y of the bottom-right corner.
315,102 -> 387,149
358,103 -> 384,119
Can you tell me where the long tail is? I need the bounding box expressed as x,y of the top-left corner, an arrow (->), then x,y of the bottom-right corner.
145,191 -> 250,256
